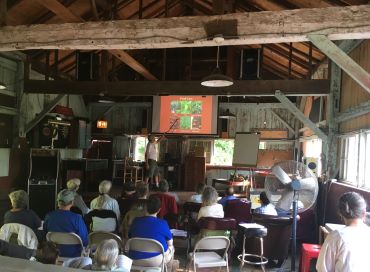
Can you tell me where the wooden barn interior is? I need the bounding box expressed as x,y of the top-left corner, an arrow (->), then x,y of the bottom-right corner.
0,0 -> 370,271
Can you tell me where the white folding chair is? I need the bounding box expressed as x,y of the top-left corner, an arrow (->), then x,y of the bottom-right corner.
126,237 -> 166,271
88,231 -> 124,253
0,223 -> 39,250
46,232 -> 85,262
188,236 -> 230,272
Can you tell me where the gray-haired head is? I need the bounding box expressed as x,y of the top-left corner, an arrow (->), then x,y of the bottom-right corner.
159,179 -> 169,192
202,185 -> 219,206
338,192 -> 367,220
93,239 -> 119,270
99,180 -> 112,194
57,189 -> 75,207
66,178 -> 81,192
9,190 -> 29,209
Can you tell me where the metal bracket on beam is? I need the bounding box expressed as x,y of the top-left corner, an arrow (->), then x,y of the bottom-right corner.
268,109 -> 295,135
335,99 -> 370,123
24,94 -> 66,134
275,90 -> 328,141
308,35 -> 370,94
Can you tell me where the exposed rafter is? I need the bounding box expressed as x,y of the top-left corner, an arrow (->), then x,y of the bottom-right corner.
275,90 -> 328,141
35,0 -> 157,80
1,5 -> 369,51
308,34 -> 370,94
24,79 -> 330,96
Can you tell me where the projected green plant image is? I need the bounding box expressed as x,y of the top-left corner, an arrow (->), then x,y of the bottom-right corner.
180,101 -> 192,114
171,101 -> 180,113
180,116 -> 192,129
192,101 -> 202,114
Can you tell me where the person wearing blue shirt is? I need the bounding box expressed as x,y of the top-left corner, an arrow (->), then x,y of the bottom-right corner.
218,187 -> 237,207
128,195 -> 174,267
44,189 -> 88,258
254,191 -> 278,216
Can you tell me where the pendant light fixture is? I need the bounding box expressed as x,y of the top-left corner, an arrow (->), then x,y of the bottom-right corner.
0,81 -> 6,90
201,46 -> 234,87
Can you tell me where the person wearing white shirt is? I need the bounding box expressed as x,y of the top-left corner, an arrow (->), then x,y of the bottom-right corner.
316,192 -> 370,272
90,180 -> 120,231
145,134 -> 164,188
197,186 -> 224,220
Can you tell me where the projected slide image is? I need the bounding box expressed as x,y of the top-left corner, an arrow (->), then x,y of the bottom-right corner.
171,101 -> 202,114
180,116 -> 191,129
154,96 -> 217,135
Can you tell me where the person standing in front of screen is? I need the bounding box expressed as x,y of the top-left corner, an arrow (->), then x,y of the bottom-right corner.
145,134 -> 164,189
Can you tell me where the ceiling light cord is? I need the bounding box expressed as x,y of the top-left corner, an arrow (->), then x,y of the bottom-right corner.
216,46 -> 220,69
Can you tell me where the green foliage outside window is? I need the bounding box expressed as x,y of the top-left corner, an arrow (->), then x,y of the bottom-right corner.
213,139 -> 234,166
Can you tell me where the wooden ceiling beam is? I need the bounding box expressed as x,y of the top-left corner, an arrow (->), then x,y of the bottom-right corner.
24,79 -> 330,96
284,0 -> 331,9
2,5 -> 369,51
34,0 -> 157,80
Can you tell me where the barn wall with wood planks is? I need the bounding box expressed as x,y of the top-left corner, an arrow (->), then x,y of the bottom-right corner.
340,40 -> 370,133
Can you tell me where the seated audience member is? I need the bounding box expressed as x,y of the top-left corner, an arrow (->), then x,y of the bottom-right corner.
90,180 -> 121,221
197,186 -> 224,220
254,192 -> 277,216
152,179 -> 178,219
0,239 -> 35,260
128,195 -> 174,266
316,192 -> 370,272
218,187 -> 237,207
35,241 -> 59,264
67,178 -> 90,216
121,182 -> 137,199
188,183 -> 205,203
64,239 -> 131,271
3,190 -> 41,233
44,189 -> 88,257
120,183 -> 149,238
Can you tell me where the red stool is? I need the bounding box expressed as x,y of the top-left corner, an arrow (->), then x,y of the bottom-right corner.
300,243 -> 321,272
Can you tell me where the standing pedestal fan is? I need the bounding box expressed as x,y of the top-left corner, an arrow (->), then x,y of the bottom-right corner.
264,160 -> 319,272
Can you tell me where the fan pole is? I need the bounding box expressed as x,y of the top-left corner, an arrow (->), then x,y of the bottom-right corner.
291,190 -> 298,272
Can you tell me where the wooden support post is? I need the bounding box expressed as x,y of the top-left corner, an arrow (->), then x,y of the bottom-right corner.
308,34 -> 370,94
45,51 -> 50,81
139,0 -> 143,19
162,49 -> 167,81
288,43 -> 292,79
53,49 -> 58,78
24,94 -> 66,134
0,0 -> 6,26
275,90 -> 327,141
325,61 -> 341,178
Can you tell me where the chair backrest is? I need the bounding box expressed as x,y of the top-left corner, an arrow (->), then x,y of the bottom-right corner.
47,232 -> 84,247
84,209 -> 118,232
88,231 -> 123,250
224,199 -> 252,224
0,223 -> 39,250
194,236 -> 230,253
126,237 -> 165,270
183,202 -> 201,214
198,217 -> 237,231
126,237 -> 164,254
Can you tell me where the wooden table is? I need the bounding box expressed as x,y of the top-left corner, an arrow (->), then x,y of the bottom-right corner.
212,178 -> 250,193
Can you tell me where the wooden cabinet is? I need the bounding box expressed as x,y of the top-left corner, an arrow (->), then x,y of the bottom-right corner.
183,155 -> 206,191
